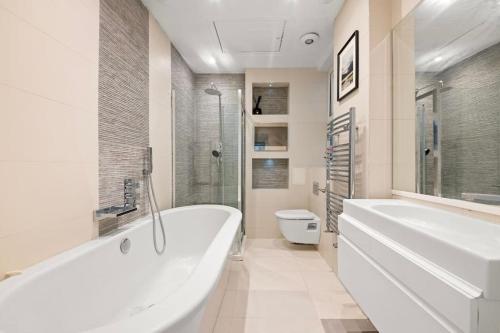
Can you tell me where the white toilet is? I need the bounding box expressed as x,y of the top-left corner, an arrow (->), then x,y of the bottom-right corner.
275,210 -> 321,245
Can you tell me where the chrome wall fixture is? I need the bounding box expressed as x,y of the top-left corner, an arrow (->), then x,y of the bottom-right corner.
94,179 -> 139,221
325,107 -> 356,246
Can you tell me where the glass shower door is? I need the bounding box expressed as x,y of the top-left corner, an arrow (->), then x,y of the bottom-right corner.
415,88 -> 441,196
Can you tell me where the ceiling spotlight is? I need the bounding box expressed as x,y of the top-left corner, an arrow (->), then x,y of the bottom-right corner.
205,56 -> 216,66
300,32 -> 320,46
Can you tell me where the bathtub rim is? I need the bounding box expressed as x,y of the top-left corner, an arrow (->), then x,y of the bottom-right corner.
0,204 -> 242,333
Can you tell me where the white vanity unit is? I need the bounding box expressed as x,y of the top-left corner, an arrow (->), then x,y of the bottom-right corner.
338,200 -> 500,333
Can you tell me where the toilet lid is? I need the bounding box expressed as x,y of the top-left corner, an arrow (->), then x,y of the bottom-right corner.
275,210 -> 317,220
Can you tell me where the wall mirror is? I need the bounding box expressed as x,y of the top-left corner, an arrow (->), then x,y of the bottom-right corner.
392,0 -> 500,205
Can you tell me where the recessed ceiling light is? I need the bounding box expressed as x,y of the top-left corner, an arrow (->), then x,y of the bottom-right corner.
434,56 -> 443,62
205,56 -> 216,66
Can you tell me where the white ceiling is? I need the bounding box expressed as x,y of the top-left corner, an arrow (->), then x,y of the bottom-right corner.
414,0 -> 500,72
142,0 -> 344,73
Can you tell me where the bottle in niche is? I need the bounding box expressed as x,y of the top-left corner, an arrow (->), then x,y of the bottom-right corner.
253,96 -> 262,115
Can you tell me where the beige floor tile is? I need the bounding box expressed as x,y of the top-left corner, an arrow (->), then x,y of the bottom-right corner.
213,317 -> 325,333
292,249 -> 324,258
295,256 -> 332,272
244,239 -> 294,258
227,267 -> 307,291
218,290 -> 250,318
244,247 -> 293,258
321,319 -> 378,333
244,256 -> 300,272
309,290 -> 366,319
230,260 -> 246,272
246,238 -> 290,249
215,239 -> 365,331
301,271 -> 346,292
218,290 -> 318,319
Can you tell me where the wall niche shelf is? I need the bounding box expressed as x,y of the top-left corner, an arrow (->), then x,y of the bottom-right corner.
252,158 -> 289,189
254,124 -> 288,152
252,83 -> 289,116
251,114 -> 288,125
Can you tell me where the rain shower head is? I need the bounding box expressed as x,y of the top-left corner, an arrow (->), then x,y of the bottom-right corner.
204,82 -> 221,96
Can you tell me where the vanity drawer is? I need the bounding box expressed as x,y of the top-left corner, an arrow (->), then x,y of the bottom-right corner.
339,214 -> 481,333
338,235 -> 472,333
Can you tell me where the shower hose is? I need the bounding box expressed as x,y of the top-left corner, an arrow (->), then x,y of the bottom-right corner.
145,174 -> 166,255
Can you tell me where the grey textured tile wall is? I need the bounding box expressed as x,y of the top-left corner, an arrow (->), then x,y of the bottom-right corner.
416,42 -> 500,200
252,159 -> 289,189
171,51 -> 244,207
172,46 -> 196,207
415,73 -> 437,195
99,0 -> 149,234
221,103 -> 242,208
252,87 -> 288,115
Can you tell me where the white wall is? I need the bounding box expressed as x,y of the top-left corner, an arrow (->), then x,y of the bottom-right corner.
392,11 -> 417,192
0,0 -> 100,279
245,69 -> 328,238
311,0 -> 420,269
149,15 -> 173,210
392,0 -> 422,25
367,0 -> 393,199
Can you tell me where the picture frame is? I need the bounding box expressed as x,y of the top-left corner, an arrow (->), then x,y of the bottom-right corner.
337,30 -> 359,101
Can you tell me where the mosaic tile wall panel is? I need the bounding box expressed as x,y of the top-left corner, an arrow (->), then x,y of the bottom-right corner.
252,158 -> 289,189
252,86 -> 288,115
171,46 -> 196,207
417,42 -> 500,200
415,73 -> 437,195
98,0 -> 149,233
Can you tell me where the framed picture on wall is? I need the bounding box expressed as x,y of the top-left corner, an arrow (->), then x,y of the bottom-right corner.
328,69 -> 334,117
337,30 -> 359,101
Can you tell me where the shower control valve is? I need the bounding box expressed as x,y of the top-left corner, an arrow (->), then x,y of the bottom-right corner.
124,178 -> 139,208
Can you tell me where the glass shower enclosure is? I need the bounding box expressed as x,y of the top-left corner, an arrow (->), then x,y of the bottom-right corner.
172,80 -> 245,252
415,81 -> 442,197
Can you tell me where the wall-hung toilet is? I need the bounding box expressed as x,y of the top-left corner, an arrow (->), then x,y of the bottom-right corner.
275,210 -> 321,245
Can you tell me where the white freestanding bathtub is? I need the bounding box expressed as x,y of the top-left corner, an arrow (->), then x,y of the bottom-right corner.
0,205 -> 241,333
338,200 -> 500,333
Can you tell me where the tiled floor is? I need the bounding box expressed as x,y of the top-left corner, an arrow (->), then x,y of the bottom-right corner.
213,239 -> 377,333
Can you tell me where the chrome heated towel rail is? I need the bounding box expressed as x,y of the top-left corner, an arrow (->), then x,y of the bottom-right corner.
326,108 -> 356,242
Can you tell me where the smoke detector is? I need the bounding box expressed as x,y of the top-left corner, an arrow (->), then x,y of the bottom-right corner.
300,32 -> 320,46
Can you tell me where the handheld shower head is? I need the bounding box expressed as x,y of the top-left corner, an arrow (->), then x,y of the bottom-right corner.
143,147 -> 153,175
